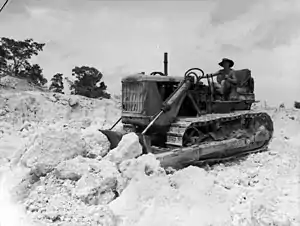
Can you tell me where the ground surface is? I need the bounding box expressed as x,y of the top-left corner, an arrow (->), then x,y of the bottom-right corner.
0,79 -> 299,226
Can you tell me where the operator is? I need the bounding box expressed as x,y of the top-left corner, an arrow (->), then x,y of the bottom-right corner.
211,58 -> 237,99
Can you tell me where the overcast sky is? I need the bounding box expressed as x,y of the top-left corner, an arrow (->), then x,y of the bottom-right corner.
1,0 -> 300,106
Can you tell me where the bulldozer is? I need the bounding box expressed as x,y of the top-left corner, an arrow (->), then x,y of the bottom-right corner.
100,53 -> 274,169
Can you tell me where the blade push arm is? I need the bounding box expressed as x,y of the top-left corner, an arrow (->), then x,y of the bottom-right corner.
161,78 -> 193,112
142,77 -> 194,135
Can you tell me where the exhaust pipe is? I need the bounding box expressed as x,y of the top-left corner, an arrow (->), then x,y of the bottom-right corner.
164,52 -> 168,76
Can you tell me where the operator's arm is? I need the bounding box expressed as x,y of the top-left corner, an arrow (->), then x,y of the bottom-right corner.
211,70 -> 221,77
226,70 -> 237,84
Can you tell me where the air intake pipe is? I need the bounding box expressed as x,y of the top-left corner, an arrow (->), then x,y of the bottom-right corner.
164,52 -> 168,76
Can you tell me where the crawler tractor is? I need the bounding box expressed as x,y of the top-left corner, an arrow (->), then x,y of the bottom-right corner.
100,53 -> 274,169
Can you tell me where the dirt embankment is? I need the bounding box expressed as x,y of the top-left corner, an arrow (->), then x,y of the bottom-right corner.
0,86 -> 299,226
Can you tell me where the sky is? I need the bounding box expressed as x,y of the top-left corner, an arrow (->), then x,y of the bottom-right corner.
1,0 -> 300,106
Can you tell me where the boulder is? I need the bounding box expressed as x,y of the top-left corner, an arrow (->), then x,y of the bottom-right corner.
104,132 -> 142,164
68,96 -> 79,107
73,160 -> 121,205
20,128 -> 88,177
81,126 -> 110,158
54,156 -> 104,181
119,154 -> 165,182
73,173 -> 117,205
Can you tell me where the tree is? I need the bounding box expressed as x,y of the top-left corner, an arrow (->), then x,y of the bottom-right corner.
19,63 -> 48,86
49,73 -> 64,94
70,66 -> 110,99
0,45 -> 7,76
0,37 -> 46,83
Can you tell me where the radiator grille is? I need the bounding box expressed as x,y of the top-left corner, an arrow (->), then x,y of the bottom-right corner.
122,82 -> 145,113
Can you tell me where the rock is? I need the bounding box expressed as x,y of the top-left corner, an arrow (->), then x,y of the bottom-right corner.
20,121 -> 32,132
20,128 -> 88,177
0,108 -> 7,116
73,174 -> 118,205
81,126 -> 110,158
64,118 -> 92,130
294,101 -> 300,109
69,96 -> 79,107
104,132 -> 142,164
87,205 -> 120,226
73,159 -> 121,205
54,156 -> 104,181
119,154 -> 165,181
48,95 -> 58,102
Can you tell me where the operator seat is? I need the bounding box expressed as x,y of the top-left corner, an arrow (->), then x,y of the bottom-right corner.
234,69 -> 254,93
228,69 -> 254,100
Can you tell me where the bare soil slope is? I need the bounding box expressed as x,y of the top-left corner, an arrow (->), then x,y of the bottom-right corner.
0,79 -> 299,226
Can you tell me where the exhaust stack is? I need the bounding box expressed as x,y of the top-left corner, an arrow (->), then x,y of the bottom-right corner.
164,52 -> 168,76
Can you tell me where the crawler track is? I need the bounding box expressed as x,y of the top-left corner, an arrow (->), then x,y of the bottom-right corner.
123,110 -> 273,169
165,110 -> 273,147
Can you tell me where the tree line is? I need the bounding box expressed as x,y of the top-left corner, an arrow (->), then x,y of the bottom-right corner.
0,37 -> 110,99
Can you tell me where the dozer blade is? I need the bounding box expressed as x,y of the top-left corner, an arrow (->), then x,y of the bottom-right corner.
99,128 -> 153,153
99,130 -> 124,149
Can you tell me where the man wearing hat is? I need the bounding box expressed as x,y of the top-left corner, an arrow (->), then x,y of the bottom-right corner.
212,58 -> 237,99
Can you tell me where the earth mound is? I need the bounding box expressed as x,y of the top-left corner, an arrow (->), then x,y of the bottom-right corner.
0,86 -> 299,226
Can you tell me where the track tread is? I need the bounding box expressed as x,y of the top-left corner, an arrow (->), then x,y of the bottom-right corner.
122,110 -> 274,168
166,110 -> 273,147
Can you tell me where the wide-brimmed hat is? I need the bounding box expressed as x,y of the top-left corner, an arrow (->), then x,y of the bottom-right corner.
219,58 -> 234,68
